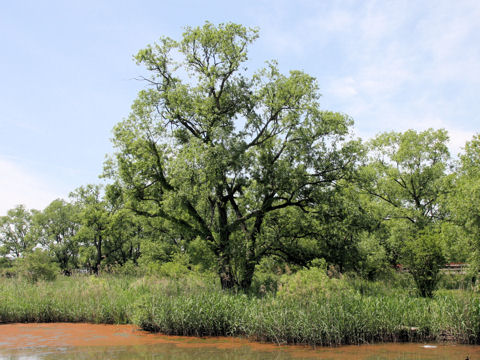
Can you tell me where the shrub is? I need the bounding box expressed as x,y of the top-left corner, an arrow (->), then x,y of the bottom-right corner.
356,233 -> 390,280
277,265 -> 352,302
16,249 -> 60,282
404,232 -> 445,297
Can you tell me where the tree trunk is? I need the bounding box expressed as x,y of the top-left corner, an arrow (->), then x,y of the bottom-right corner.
239,213 -> 264,290
217,199 -> 237,289
93,235 -> 102,275
218,261 -> 236,289
240,259 -> 256,290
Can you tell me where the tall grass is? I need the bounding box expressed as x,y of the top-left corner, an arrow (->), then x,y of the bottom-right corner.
0,275 -> 138,323
134,289 -> 474,346
1,272 -> 480,346
132,271 -> 480,346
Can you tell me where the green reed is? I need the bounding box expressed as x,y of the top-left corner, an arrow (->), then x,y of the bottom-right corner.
1,274 -> 480,346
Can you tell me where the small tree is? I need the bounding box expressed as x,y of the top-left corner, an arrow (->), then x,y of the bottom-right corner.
403,231 -> 445,297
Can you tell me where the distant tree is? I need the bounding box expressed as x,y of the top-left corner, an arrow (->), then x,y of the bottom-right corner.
70,184 -> 146,273
360,129 -> 451,264
358,129 -> 453,295
102,184 -> 142,268
0,205 -> 35,258
363,129 -> 450,229
70,185 -> 109,274
32,199 -> 79,274
105,22 -> 359,289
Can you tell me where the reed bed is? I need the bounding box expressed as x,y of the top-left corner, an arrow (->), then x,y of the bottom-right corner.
134,288 -> 480,346
1,274 -> 479,346
0,275 -> 137,324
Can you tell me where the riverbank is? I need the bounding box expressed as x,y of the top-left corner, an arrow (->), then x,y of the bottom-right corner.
0,274 -> 479,346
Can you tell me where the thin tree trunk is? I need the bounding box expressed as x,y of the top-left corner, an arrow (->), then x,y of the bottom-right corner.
94,235 -> 102,275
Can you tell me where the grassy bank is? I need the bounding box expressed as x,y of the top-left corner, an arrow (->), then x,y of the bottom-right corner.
1,272 -> 479,346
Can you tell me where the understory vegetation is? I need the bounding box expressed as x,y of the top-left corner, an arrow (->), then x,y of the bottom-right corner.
1,270 -> 480,346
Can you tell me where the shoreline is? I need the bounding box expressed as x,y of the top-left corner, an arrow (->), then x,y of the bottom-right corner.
1,322 -> 480,359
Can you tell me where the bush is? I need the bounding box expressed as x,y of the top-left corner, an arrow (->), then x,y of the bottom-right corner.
16,249 -> 60,282
277,265 -> 353,302
403,232 -> 445,297
250,270 -> 279,296
0,257 -> 15,278
356,233 -> 390,280
437,272 -> 472,290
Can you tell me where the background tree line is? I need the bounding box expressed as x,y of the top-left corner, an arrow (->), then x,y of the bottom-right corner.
1,23 -> 479,296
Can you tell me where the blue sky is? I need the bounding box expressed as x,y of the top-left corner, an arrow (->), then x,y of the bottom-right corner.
1,0 -> 479,215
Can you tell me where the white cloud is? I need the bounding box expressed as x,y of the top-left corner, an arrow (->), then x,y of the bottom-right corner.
328,77 -> 358,98
0,157 -> 62,215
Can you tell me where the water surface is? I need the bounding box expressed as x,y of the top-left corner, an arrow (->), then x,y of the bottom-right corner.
0,323 -> 478,359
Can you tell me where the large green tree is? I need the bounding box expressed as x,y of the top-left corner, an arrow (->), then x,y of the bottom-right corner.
360,129 -> 451,258
106,23 -> 358,289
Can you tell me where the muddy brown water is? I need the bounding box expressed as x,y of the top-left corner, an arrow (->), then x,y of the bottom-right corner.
0,323 -> 479,359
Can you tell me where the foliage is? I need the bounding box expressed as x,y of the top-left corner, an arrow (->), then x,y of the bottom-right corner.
70,184 -> 110,274
145,253 -> 192,278
3,24 -> 480,311
134,275 -> 480,345
357,129 -> 453,290
0,275 -> 138,324
1,272 -> 480,345
0,257 -> 14,278
364,129 -> 450,226
356,232 -> 390,280
69,184 -> 144,274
